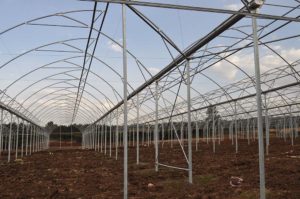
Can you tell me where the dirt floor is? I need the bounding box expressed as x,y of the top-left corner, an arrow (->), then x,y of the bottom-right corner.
0,138 -> 299,199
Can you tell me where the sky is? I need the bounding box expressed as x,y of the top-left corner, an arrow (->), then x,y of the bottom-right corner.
0,0 -> 299,125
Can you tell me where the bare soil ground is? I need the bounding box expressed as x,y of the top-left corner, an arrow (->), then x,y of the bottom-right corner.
49,141 -> 81,148
0,138 -> 299,199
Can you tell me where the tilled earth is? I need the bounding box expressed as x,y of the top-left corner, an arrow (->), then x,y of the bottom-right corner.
0,138 -> 299,199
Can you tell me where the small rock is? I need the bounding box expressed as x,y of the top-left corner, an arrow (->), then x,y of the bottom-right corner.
289,155 -> 300,159
147,183 -> 155,189
14,159 -> 24,165
230,176 -> 243,187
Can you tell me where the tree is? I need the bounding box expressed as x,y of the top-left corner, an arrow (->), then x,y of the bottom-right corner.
46,121 -> 54,127
205,105 -> 220,123
45,121 -> 57,133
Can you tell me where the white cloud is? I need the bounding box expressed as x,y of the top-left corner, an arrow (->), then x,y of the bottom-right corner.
259,47 -> 300,72
224,3 -> 243,11
281,48 -> 300,63
147,67 -> 160,74
107,40 -> 122,53
211,46 -> 300,81
260,54 -> 283,72
212,56 -> 239,80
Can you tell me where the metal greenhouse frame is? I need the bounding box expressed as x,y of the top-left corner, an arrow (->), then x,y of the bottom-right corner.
0,1 -> 299,199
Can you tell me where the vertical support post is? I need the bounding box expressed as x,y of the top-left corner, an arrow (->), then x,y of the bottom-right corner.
29,125 -> 32,155
234,101 -> 238,153
122,3 -> 128,198
154,81 -> 159,172
15,118 -> 20,159
37,129 -> 39,151
21,120 -> 24,157
253,119 -> 256,140
82,133 -> 84,149
110,114 -> 112,157
132,124 -> 135,147
101,122 -> 103,152
29,125 -> 32,154
116,109 -> 119,160
212,106 -> 216,153
218,118 -> 221,145
196,119 -> 199,151
33,126 -> 35,152
44,133 -> 46,149
38,128 -> 41,151
206,121 -> 209,144
87,131 -> 89,149
36,128 -> 38,152
295,117 -> 298,138
283,116 -> 286,142
86,132 -> 88,149
4,120 -> 7,152
129,126 -> 131,147
252,6 -> 266,199
147,124 -> 150,147
44,132 -> 46,150
264,94 -> 269,155
40,130 -> 42,151
87,132 -> 89,148
89,130 -> 90,149
161,122 -> 164,147
247,118 -> 250,145
94,125 -> 96,149
33,126 -> 36,153
94,125 -> 97,151
26,124 -> 29,155
136,94 -> 140,165
8,113 -> 13,162
180,120 -> 184,143
32,126 -> 35,154
142,124 -> 144,145
91,130 -> 93,149
105,119 -> 107,155
170,120 -> 173,148
60,125 -> 62,149
97,123 -> 100,151
71,125 -> 73,147
82,133 -> 85,149
40,131 -> 42,151
186,59 -> 193,184
289,106 -> 294,146
0,109 -> 3,156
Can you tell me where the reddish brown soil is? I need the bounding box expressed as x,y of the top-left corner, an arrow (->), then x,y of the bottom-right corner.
0,138 -> 299,199
49,141 -> 81,148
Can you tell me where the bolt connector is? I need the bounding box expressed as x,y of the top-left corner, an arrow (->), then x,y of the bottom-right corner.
248,0 -> 264,10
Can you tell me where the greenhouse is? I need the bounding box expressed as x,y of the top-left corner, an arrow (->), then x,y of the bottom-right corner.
0,0 -> 299,198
